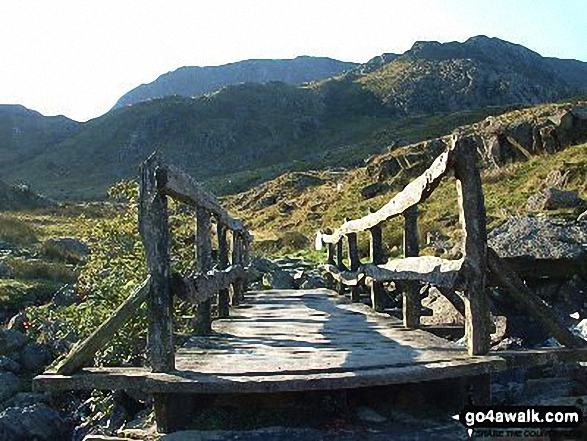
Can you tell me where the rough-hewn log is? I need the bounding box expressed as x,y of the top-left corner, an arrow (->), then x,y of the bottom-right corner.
231,232 -> 243,305
321,144 -> 456,244
454,136 -> 491,356
361,257 -> 463,287
346,232 -> 361,302
369,221 -> 387,312
435,286 -> 466,318
403,205 -> 420,329
139,153 -> 174,372
336,240 -> 347,271
216,222 -> 230,318
194,207 -> 212,334
322,264 -> 364,286
51,277 -> 151,375
172,265 -> 250,304
157,164 -> 248,234
487,248 -> 587,348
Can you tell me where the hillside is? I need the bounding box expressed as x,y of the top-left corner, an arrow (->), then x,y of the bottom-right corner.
224,100 -> 587,256
113,56 -> 358,108
1,36 -> 587,200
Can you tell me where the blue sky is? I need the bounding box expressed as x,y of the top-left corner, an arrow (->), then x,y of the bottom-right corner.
0,0 -> 585,122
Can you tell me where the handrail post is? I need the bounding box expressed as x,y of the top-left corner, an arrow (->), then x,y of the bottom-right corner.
335,240 -> 345,295
454,137 -> 490,356
403,205 -> 420,329
346,231 -> 360,302
194,206 -> 213,334
369,218 -> 387,312
231,232 -> 243,305
138,153 -> 174,372
217,221 -> 230,318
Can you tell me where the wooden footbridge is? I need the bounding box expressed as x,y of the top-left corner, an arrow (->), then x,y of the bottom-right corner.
33,136 -> 587,432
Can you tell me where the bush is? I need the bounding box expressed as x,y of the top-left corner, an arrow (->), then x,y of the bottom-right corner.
0,215 -> 38,246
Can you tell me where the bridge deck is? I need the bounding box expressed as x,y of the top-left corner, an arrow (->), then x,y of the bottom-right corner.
34,289 -> 507,394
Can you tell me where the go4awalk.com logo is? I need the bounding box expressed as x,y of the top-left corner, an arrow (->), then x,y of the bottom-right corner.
453,405 -> 583,438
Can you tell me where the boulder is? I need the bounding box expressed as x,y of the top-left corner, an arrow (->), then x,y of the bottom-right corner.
488,216 -> 587,278
250,257 -> 278,274
50,284 -> 78,307
300,277 -> 328,289
360,182 -> 389,200
0,403 -> 69,441
2,393 -> 49,410
0,372 -> 19,403
0,330 -> 27,355
526,188 -> 585,211
0,357 -> 20,374
42,237 -> 89,263
0,262 -> 12,279
263,270 -> 295,289
19,343 -> 52,374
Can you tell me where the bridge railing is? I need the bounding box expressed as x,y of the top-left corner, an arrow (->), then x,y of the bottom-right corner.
317,135 -> 491,356
50,152 -> 252,375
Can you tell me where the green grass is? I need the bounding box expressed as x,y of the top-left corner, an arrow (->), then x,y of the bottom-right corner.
0,279 -> 62,311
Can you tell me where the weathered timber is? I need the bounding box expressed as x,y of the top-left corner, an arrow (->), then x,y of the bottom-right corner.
172,266 -> 249,304
322,264 -> 363,286
216,222 -> 230,318
231,232 -> 243,305
454,136 -> 490,356
487,247 -> 587,348
321,144 -> 456,244
346,232 -> 361,302
435,286 -> 466,318
369,221 -> 387,312
335,240 -> 347,271
194,207 -> 212,334
403,205 -> 420,329
360,257 -> 463,287
139,153 -> 174,372
51,277 -> 151,375
156,164 -> 247,234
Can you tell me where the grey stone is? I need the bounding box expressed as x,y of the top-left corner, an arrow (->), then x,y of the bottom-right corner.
251,257 -> 278,273
263,270 -> 295,289
20,343 -> 52,373
300,277 -> 328,289
0,262 -> 12,279
42,237 -> 89,263
355,406 -> 387,423
0,357 -> 20,374
2,393 -> 48,410
51,284 -> 78,307
0,330 -> 27,355
0,372 -> 19,402
527,187 -> 585,211
0,403 -> 68,441
360,182 -> 389,200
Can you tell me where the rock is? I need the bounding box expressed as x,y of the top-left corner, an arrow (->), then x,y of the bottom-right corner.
420,287 -> 464,326
5,312 -> 27,332
0,403 -> 69,441
0,357 -> 20,374
355,406 -> 387,423
300,277 -> 328,289
360,182 -> 389,200
578,209 -> 587,222
51,284 -> 78,307
0,372 -> 19,402
526,187 -> 585,211
574,319 -> 587,341
2,393 -> 48,410
42,237 -> 89,263
250,257 -> 278,274
263,270 -> 295,289
488,215 -> 587,278
0,262 -> 12,279
0,330 -> 27,355
19,343 -> 52,373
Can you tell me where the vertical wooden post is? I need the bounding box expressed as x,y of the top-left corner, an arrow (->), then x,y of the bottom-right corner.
194,206 -> 212,334
138,153 -> 174,372
369,219 -> 387,312
347,232 -> 360,302
403,205 -> 420,329
231,232 -> 243,305
454,136 -> 490,356
217,222 -> 230,318
335,240 -> 345,295
241,233 -> 250,296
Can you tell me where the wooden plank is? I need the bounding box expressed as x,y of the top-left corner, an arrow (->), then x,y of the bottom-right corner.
403,205 -> 420,329
369,221 -> 387,312
454,136 -> 491,356
360,257 -> 462,287
487,247 -> 587,348
216,222 -> 230,318
157,164 -> 246,233
194,207 -> 212,334
51,277 -> 151,375
346,232 -> 361,302
321,143 -> 456,244
138,152 -> 174,372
